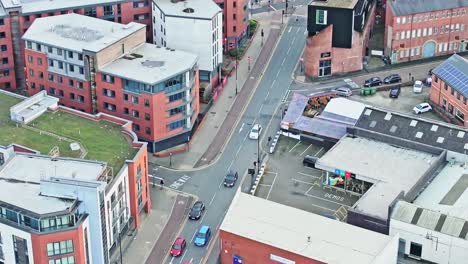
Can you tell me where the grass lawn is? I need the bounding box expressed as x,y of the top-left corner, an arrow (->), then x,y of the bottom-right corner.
0,93 -> 137,173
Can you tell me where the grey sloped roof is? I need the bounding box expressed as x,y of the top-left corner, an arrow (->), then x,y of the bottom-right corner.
389,0 -> 468,16
432,54 -> 468,98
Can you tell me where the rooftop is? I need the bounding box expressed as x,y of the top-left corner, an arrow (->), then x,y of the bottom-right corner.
100,43 -> 197,85
355,107 -> 468,154
221,192 -> 396,264
154,0 -> 222,19
389,0 -> 468,16
310,0 -> 359,9
392,201 -> 468,240
0,91 -> 138,173
22,14 -> 145,53
415,162 -> 468,219
0,0 -> 127,15
432,54 -> 468,99
316,136 -> 438,219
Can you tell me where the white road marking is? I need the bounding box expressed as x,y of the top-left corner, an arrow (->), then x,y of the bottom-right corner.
281,57 -> 286,65
189,258 -> 193,264
292,178 -> 314,185
191,230 -> 198,242
305,185 -> 315,195
288,141 -> 301,152
272,79 -> 277,87
314,147 -> 324,156
298,172 -> 321,179
287,45 -> 292,54
258,104 -> 264,113
288,26 -> 292,33
228,160 -> 234,171
179,251 -> 188,264
238,122 -> 245,133
270,5 -> 277,11
304,192 -> 351,207
266,172 -> 278,200
300,144 -> 312,156
296,27 -> 300,33
170,256 -> 174,264
235,145 -> 242,156
276,69 -> 281,78
199,209 -> 207,222
209,192 -> 217,205
266,90 -> 270,99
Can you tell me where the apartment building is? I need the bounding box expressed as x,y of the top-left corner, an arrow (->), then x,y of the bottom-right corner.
384,0 -> 468,63
305,0 -> 376,77
429,54 -> 468,127
213,0 -> 251,50
0,0 -> 153,92
23,14 -> 200,152
152,0 -> 223,87
0,90 -> 151,264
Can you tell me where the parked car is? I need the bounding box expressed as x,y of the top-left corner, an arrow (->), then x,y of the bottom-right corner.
188,201 -> 205,220
413,103 -> 432,114
170,237 -> 186,257
364,77 -> 382,87
249,124 -> 262,140
303,155 -> 319,168
389,86 -> 401,98
383,74 -> 401,84
223,171 -> 239,187
413,80 -> 423,93
194,225 -> 211,247
331,87 -> 352,97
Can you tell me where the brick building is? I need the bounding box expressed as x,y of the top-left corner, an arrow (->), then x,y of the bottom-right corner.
429,54 -> 468,127
213,0 -> 251,50
22,14 -> 199,153
384,0 -> 468,63
219,192 -> 399,264
0,90 -> 151,264
305,0 -> 376,78
0,0 -> 153,92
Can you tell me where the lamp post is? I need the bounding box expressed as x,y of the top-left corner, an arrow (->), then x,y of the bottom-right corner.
248,56 -> 251,71
257,136 -> 260,173
261,29 -> 264,46
169,152 -> 173,167
235,50 -> 238,95
281,10 -> 284,24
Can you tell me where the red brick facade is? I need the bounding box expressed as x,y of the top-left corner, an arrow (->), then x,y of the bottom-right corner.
0,16 -> 16,91
220,230 -> 325,264
429,74 -> 467,127
384,7 -> 468,63
215,0 -> 250,50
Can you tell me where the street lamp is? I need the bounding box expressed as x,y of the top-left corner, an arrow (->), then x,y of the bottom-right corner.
235,49 -> 238,95
257,136 -> 260,173
169,152 -> 173,167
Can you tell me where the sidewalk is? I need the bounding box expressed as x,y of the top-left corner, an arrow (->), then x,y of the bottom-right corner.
109,187 -> 182,264
152,11 -> 287,170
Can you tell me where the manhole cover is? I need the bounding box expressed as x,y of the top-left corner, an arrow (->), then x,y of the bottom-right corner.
210,112 -> 216,114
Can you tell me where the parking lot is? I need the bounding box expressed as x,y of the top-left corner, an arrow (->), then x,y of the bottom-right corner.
249,136 -> 360,220
351,85 -> 444,122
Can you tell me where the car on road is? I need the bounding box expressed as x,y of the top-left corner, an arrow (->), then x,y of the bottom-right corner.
249,124 -> 262,140
223,171 -> 239,187
413,103 -> 432,114
170,237 -> 186,257
364,77 -> 382,87
194,225 -> 211,247
413,80 -> 423,93
188,201 -> 205,220
383,74 -> 401,84
303,155 -> 319,168
389,86 -> 401,98
331,87 -> 352,97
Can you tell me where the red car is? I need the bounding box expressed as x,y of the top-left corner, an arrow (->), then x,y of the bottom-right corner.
170,237 -> 186,257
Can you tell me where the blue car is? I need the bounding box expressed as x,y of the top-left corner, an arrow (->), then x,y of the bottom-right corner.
194,225 -> 211,247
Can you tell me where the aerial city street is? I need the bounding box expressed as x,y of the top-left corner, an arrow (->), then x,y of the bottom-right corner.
0,0 -> 467,263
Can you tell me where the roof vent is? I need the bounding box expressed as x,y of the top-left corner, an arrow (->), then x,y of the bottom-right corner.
431,125 -> 439,132
183,8 -> 195,13
436,137 -> 445,144
384,113 -> 392,121
458,131 -> 465,138
364,109 -> 372,116
415,132 -> 424,139
369,120 -> 377,128
156,46 -> 161,48
390,125 -> 398,133
171,49 -> 175,51
410,120 -> 418,127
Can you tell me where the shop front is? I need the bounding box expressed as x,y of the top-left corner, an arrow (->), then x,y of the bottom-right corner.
323,169 -> 373,196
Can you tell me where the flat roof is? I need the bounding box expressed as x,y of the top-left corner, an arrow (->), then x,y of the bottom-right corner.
221,192 -> 394,264
0,154 -> 106,183
22,14 -> 145,53
0,0 -> 127,14
316,136 -> 438,219
432,54 -> 468,99
311,0 -> 359,9
323,98 -> 366,122
356,107 -> 468,154
415,163 -> 468,219
154,0 -> 221,19
99,43 -> 197,85
389,0 -> 468,16
392,201 -> 468,240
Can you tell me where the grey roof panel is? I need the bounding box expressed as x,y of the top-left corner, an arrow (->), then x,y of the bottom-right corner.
389,0 -> 468,16
432,54 -> 468,98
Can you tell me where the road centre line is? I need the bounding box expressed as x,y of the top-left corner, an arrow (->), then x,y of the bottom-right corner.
238,122 -> 244,133
179,251 -> 188,264
281,57 -> 286,65
276,69 -> 281,78
288,141 -> 301,152
191,230 -> 197,242
300,144 -> 312,156
209,192 -> 217,205
235,145 -> 242,156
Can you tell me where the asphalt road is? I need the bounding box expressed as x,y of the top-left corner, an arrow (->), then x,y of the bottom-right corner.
152,16 -> 308,264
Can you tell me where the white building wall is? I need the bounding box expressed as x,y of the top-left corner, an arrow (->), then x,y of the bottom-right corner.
372,234 -> 399,264
152,5 -> 222,75
390,219 -> 468,264
0,222 -> 34,264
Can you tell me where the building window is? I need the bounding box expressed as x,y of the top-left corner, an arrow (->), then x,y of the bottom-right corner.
133,123 -> 140,132
451,87 -> 455,95
444,83 -> 448,90
78,95 -> 84,103
27,55 -> 33,63
124,94 -> 129,101
132,110 -> 140,118
168,91 -> 184,102
48,73 -> 54,81
70,93 -> 75,100
69,79 -> 74,87
49,87 -> 55,95
39,71 -> 43,79
46,240 -> 74,257
37,57 -> 42,65
102,74 -> 114,83
315,10 -> 327,25
233,14 -> 236,20
84,7 -> 97,17
409,242 -> 422,258
145,113 -> 150,120
77,82 -> 83,89
58,61 -> 63,69
48,46 -> 53,53
29,69 -> 34,77
124,107 -> 129,114
132,96 -> 139,104
1,58 -> 7,64
57,48 -> 62,56
69,64 -> 74,72
103,89 -> 116,98
168,119 -> 186,130
26,41 -> 32,49
318,59 -> 331,77
78,54 -> 83,61
104,102 -> 116,112
0,32 -> 5,39
48,59 -> 54,67
48,256 -> 75,264
79,67 -> 84,74
58,90 -> 64,97
103,5 -> 114,16
58,76 -> 63,83
0,19 -> 3,25
169,105 -> 186,116
145,127 -> 151,135
144,99 -> 150,107
68,51 -> 73,58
